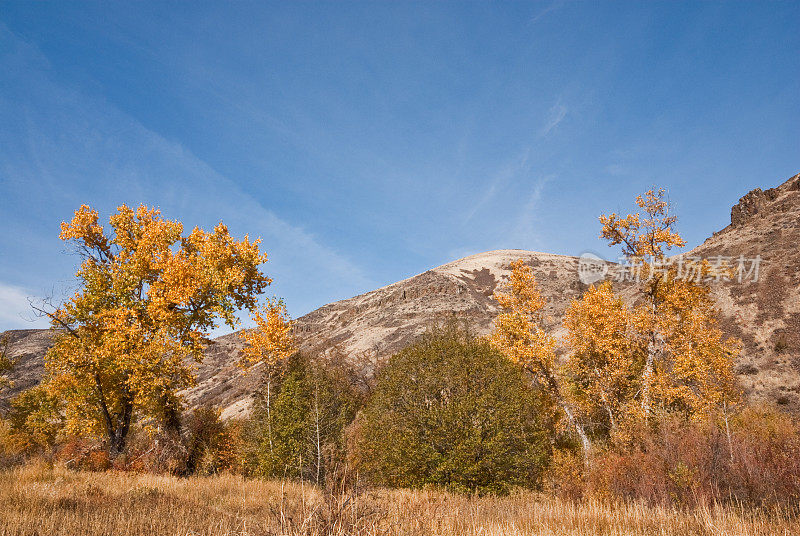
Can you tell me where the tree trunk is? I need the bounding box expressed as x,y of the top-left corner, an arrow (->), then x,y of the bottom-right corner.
95,375 -> 132,458
160,393 -> 182,437
594,368 -> 616,434
109,395 -> 133,458
723,401 -> 735,464
641,288 -> 660,422
539,367 -> 592,468
599,390 -> 616,433
641,336 -> 655,420
266,369 -> 274,454
560,397 -> 592,467
313,380 -> 322,485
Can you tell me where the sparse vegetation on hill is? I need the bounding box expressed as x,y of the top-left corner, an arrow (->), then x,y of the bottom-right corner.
0,335 -> 12,394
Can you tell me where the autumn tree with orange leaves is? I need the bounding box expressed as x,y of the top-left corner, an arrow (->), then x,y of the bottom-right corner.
563,281 -> 640,440
564,189 -> 739,438
37,204 -> 272,456
491,259 -> 593,463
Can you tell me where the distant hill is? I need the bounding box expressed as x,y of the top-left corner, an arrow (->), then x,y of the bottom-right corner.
2,172 -> 798,417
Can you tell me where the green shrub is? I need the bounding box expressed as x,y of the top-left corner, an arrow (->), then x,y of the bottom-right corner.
351,325 -> 552,494
243,353 -> 363,483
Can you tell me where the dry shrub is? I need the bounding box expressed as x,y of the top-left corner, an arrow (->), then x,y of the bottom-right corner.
119,427 -> 186,474
586,406 -> 800,507
543,448 -> 585,501
14,406 -> 246,476
0,418 -> 25,469
726,405 -> 800,505
214,418 -> 247,473
84,449 -> 111,472
57,439 -> 110,472
593,419 -> 728,507
180,405 -> 226,476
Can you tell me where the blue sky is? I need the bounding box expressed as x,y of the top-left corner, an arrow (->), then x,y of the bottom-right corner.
1,1 -> 798,332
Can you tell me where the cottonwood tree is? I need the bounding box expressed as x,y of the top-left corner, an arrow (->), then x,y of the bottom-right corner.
573,189 -> 741,427
491,260 -> 592,464
245,352 -> 362,484
238,298 -> 296,456
38,204 -> 271,456
563,281 -> 641,439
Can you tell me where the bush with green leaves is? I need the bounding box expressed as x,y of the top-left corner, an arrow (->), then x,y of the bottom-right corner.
242,353 -> 363,483
352,325 -> 552,494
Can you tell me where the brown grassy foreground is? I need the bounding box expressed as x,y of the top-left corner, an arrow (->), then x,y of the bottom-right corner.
1,464 -> 798,536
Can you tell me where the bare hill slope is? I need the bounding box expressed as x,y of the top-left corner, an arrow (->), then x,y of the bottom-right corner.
186,250 -> 596,418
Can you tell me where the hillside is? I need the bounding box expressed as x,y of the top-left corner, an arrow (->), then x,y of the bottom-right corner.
686,172 -> 800,409
186,250 -> 612,417
2,173 -> 798,417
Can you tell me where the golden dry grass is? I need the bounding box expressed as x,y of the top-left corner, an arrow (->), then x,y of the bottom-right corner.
0,463 -> 798,536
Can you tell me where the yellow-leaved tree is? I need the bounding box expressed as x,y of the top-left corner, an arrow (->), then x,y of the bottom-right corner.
566,189 -> 740,430
563,281 -> 641,439
37,204 -> 271,456
491,259 -> 592,463
238,298 -> 296,454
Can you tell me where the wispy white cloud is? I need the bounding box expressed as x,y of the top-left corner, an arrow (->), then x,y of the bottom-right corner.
464,97 -> 567,225
540,100 -> 568,137
529,0 -> 566,25
464,147 -> 531,223
0,25 -> 376,326
509,175 -> 555,250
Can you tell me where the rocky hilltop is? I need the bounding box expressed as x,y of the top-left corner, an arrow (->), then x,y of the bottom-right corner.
2,173 -> 799,417
688,172 -> 800,410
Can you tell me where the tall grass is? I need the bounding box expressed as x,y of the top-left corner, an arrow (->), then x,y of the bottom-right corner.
1,463 -> 798,536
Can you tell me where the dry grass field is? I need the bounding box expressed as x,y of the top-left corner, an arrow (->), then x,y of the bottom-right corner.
0,464 -> 798,536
